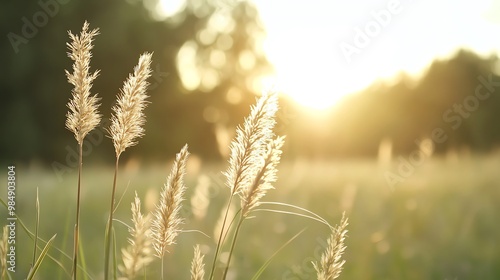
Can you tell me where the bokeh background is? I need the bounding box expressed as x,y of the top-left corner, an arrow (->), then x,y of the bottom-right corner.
1,0 -> 500,279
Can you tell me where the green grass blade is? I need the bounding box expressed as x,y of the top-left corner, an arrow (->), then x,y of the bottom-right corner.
26,234 -> 57,280
252,208 -> 330,227
0,197 -> 94,279
257,202 -> 332,228
79,237 -> 89,280
32,188 -> 40,267
250,228 -> 307,280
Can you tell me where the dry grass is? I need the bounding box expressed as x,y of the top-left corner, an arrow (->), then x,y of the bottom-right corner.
65,21 -> 101,145
190,245 -> 206,280
314,213 -> 349,280
240,135 -> 285,216
208,92 -> 281,279
224,92 -> 278,196
1,21 -> 349,280
151,144 -> 190,258
109,52 -> 152,157
104,51 -> 153,280
119,192 -> 153,280
65,21 -> 102,280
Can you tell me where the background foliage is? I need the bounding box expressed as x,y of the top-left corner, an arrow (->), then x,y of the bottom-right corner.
2,0 -> 500,165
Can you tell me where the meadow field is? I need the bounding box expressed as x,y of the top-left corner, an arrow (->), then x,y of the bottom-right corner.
2,154 -> 499,279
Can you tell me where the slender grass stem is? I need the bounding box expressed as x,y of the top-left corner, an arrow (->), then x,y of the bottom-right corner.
72,142 -> 83,280
32,188 -> 39,266
160,256 -> 164,280
104,156 -> 120,280
258,202 -> 332,228
221,215 -> 244,280
208,194 -> 234,280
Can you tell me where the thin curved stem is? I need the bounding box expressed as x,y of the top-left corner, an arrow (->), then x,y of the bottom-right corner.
208,194 -> 234,280
258,201 -> 333,229
221,215 -> 244,280
104,155 -> 120,280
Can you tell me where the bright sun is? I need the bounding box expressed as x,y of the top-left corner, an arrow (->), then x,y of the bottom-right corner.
155,0 -> 366,110
263,29 -> 370,110
157,0 -> 498,110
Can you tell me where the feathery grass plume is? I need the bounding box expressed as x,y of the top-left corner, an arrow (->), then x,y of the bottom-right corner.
209,92 -> 278,280
240,135 -> 285,216
0,225 -> 7,279
105,52 -> 152,280
190,245 -> 206,280
119,192 -> 153,280
151,144 -> 189,279
109,52 -> 153,157
65,21 -> 101,280
224,92 -> 278,196
313,214 -> 348,280
65,21 -> 101,144
221,136 -> 284,280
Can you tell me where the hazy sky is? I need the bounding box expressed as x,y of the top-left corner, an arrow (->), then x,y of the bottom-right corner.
160,0 -> 500,108
252,0 -> 500,108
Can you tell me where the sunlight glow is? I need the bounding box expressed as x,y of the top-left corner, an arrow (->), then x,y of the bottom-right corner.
157,0 -> 185,18
263,28 -> 373,110
252,0 -> 500,110
159,0 -> 500,110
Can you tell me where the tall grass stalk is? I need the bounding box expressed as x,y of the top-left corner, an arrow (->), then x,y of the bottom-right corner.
190,245 -> 205,280
31,188 -> 40,268
209,92 -> 278,280
65,21 -> 101,280
222,135 -> 284,280
151,145 -> 189,280
119,192 -> 153,279
313,213 -> 348,280
57,22 -> 350,278
104,52 -> 152,280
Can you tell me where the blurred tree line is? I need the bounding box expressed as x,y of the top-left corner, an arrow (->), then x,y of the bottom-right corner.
284,50 -> 500,159
1,0 -> 270,165
2,0 -> 500,165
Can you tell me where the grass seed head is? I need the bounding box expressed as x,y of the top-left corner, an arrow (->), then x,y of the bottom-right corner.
314,213 -> 349,280
190,244 -> 206,280
109,52 -> 153,157
151,144 -> 190,258
65,21 -> 101,144
119,192 -> 153,279
224,92 -> 279,197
